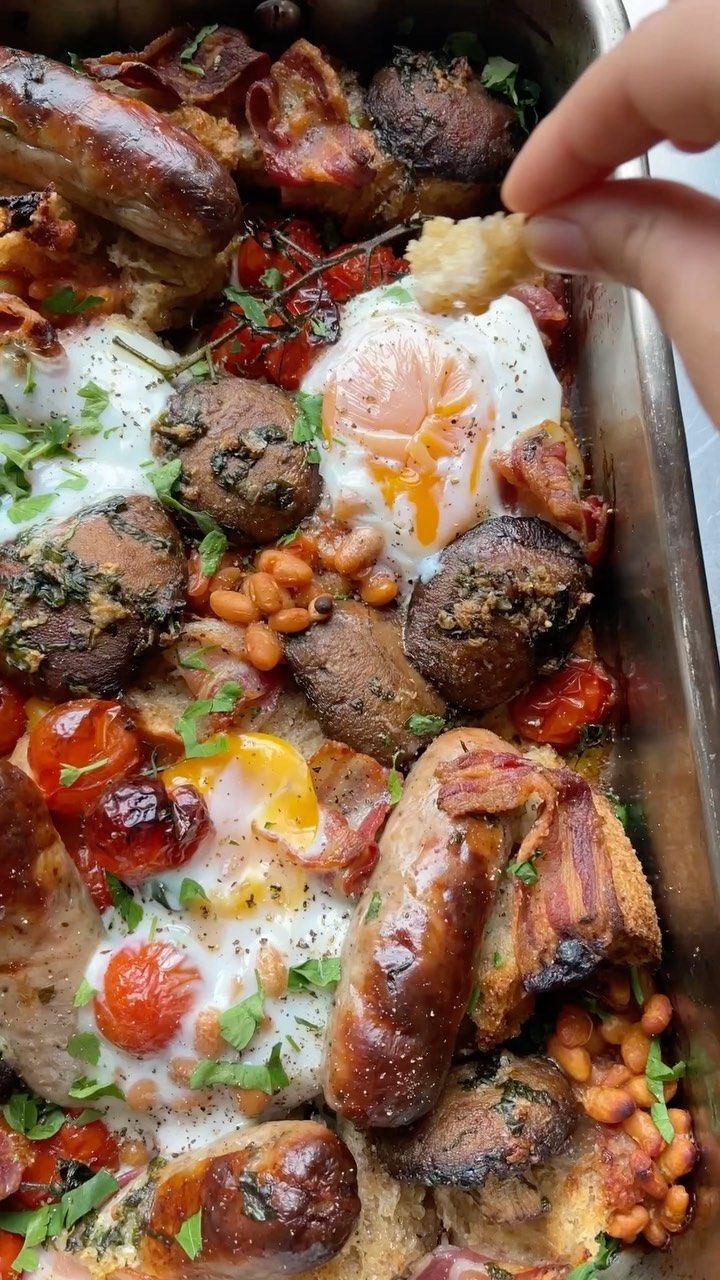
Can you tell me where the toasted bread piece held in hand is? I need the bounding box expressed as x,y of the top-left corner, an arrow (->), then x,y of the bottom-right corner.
407,213 -> 539,313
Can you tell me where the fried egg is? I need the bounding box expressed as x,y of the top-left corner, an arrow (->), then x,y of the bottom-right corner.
77,733 -> 351,1156
0,316 -> 176,543
301,282 -> 562,583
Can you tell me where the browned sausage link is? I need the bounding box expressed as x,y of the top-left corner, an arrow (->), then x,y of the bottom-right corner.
138,1121 -> 360,1279
0,761 -> 103,1104
0,49 -> 242,257
323,729 -> 509,1129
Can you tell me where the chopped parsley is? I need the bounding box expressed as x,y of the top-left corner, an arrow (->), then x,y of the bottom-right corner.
387,752 -> 403,805
405,713 -> 446,736
364,891 -> 382,923
219,975 -> 265,1052
287,957 -> 341,991
42,286 -> 104,315
384,284 -> 413,304
224,287 -> 269,329
23,360 -> 35,396
566,1233 -> 621,1280
198,526 -> 228,576
77,380 -> 109,420
493,951 -> 504,969
58,757 -> 109,788
0,1166 -> 120,1268
190,1042 -> 289,1094
68,1076 -> 124,1102
148,457 -> 220,536
6,492 -> 54,524
2,1093 -> 65,1141
260,267 -> 283,291
292,391 -> 324,464
466,983 -> 480,1016
480,56 -> 540,132
645,1038 -> 686,1142
59,467 -> 88,491
73,978 -> 96,1008
630,965 -> 645,1006
507,848 -> 543,885
309,315 -> 332,339
105,873 -> 143,933
177,646 -> 213,672
179,877 -> 210,908
175,681 -> 243,759
175,1208 -> 203,1260
67,1032 -> 100,1066
180,22 -> 218,73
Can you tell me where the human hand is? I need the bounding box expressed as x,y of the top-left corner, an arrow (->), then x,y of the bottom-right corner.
502,0 -> 720,425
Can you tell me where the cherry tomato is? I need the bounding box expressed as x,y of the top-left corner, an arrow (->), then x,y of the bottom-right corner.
263,285 -> 339,391
0,1231 -> 22,1275
70,843 -> 113,911
0,678 -> 25,757
10,1118 -> 119,1210
236,219 -> 322,290
210,309 -> 267,379
322,244 -> 406,302
27,700 -> 141,816
95,941 -> 201,1055
510,657 -> 617,747
85,778 -> 210,885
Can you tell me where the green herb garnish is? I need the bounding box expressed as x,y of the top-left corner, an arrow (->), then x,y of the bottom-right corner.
287,957 -> 341,991
58,757 -> 109,788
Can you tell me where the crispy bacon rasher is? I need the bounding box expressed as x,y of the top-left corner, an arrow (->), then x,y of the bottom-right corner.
246,40 -> 380,188
0,294 -> 62,357
437,745 -> 659,992
83,26 -> 270,117
259,740 -> 391,895
493,425 -> 609,565
0,1122 -> 29,1200
409,1246 -> 566,1280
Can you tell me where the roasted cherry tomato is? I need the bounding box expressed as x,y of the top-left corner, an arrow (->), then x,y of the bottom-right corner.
210,309 -> 268,379
85,777 -> 210,885
262,284 -> 339,390
70,843 -> 113,911
11,1118 -> 119,1210
0,678 -> 25,757
95,941 -> 201,1055
322,244 -> 406,302
236,219 -> 322,290
510,657 -> 616,747
0,1230 -> 22,1275
27,700 -> 141,817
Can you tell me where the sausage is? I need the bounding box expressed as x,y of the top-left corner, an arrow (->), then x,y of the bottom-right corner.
67,1121 -> 360,1280
323,729 -> 509,1129
0,761 -> 103,1104
0,49 -> 241,256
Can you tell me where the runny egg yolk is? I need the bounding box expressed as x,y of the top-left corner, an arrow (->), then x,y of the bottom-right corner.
163,732 -> 319,851
320,322 -> 489,548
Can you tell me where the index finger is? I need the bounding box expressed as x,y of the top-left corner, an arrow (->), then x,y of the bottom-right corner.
502,0 -> 720,214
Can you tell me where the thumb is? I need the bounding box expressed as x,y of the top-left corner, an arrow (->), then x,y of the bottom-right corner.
524,178 -> 720,427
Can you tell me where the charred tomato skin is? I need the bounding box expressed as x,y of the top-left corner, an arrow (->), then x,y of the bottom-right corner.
85,777 -> 211,885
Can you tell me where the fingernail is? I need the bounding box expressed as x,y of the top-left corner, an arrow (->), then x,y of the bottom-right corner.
525,216 -> 597,273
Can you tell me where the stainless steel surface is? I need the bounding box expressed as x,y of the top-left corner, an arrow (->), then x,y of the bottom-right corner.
2,0 -> 720,1273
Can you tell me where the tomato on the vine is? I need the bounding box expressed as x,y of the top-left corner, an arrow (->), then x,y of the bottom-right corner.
510,657 -> 617,747
236,219 -> 322,290
322,244 -> 406,302
27,700 -> 141,816
94,942 -> 201,1055
85,777 -> 210,885
10,1118 -> 119,1210
0,678 -> 25,757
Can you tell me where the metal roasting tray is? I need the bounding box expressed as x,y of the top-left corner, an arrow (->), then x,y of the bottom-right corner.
2,0 -> 720,1275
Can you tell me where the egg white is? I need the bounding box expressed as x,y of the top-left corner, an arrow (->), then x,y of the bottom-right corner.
0,316 -> 176,543
302,283 -> 563,585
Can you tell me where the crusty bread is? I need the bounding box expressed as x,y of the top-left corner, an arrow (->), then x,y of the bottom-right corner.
435,1117 -> 635,1269
406,213 -> 540,314
304,1122 -> 438,1280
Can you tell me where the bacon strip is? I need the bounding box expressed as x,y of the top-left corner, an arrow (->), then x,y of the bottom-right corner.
493,426 -> 609,564
174,618 -> 280,729
508,281 -> 568,344
409,1246 -> 566,1280
0,294 -> 62,357
438,748 -> 628,991
246,40 -> 380,188
0,1121 -> 29,1200
259,740 -> 390,895
84,26 -> 270,116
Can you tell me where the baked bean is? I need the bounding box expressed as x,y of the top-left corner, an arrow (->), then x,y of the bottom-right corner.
643,1219 -> 670,1249
248,572 -> 283,615
583,1085 -> 636,1124
601,1015 -> 636,1046
334,527 -> 384,575
641,994 -> 673,1037
210,589 -> 260,625
586,1026 -> 606,1057
668,1108 -> 693,1135
661,1184 -> 690,1224
623,1109 -> 667,1159
547,1035 -> 592,1083
168,1056 -> 200,1087
658,1136 -> 697,1182
360,574 -> 399,607
607,1206 -> 650,1242
627,1074 -> 656,1108
210,566 -> 244,593
635,1162 -> 669,1202
194,1007 -> 223,1058
556,1004 -> 594,1049
126,1079 -> 158,1111
269,607 -> 311,634
256,941 -> 288,999
245,621 -> 283,670
118,1138 -> 151,1167
594,1062 -> 633,1088
604,972 -> 632,1010
234,1087 -> 270,1117
621,1026 -> 652,1074
257,549 -> 280,574
309,594 -> 334,622
272,551 -> 314,587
